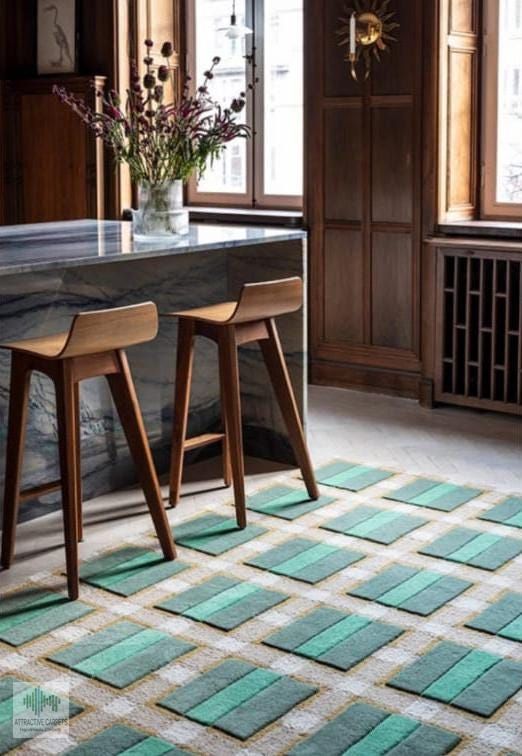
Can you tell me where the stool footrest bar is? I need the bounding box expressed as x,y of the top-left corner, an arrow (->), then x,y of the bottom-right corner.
183,433 -> 226,452
20,480 -> 62,502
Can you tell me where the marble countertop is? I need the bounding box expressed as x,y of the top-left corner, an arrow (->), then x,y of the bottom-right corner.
0,220 -> 307,276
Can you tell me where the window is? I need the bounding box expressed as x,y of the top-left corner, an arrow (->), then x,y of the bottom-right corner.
483,0 -> 522,219
187,0 -> 303,208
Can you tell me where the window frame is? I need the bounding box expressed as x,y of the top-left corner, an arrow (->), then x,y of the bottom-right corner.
482,0 -> 522,220
186,0 -> 303,210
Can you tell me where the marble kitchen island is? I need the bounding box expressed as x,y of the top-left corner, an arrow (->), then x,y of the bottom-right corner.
0,220 -> 308,522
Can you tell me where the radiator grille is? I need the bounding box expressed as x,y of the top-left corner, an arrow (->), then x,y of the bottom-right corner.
438,253 -> 521,413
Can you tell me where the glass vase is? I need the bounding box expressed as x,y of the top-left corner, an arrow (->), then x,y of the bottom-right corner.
131,180 -> 189,239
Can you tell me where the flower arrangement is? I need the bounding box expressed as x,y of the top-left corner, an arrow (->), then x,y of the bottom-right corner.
53,39 -> 249,186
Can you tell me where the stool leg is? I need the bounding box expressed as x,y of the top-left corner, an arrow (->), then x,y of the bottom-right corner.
219,326 -> 246,529
108,350 -> 176,561
219,353 -> 233,489
1,354 -> 32,570
55,364 -> 80,600
169,318 -> 195,507
260,319 -> 319,500
74,383 -> 83,542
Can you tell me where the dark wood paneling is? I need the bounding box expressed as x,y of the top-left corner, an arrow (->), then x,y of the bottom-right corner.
371,0 -> 418,96
324,229 -> 364,343
371,107 -> 413,224
307,0 -> 424,399
324,107 -> 363,221
371,232 -> 413,350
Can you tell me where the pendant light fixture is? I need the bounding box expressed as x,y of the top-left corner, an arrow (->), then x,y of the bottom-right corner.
218,0 -> 253,39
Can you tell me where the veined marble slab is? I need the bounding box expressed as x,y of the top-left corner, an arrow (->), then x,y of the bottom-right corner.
0,221 -> 307,522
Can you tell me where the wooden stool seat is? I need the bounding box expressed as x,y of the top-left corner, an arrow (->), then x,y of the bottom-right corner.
3,332 -> 70,358
168,277 -> 319,529
1,302 -> 176,600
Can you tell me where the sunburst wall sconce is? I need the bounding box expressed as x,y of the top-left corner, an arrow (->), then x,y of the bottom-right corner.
337,0 -> 399,82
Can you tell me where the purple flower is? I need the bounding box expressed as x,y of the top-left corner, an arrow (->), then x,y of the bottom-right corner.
144,39 -> 154,47
143,73 -> 156,89
158,65 -> 169,82
161,42 -> 174,57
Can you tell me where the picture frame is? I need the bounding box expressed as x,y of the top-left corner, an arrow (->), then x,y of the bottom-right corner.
37,0 -> 78,75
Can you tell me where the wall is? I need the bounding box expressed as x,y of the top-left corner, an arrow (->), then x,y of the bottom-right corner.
305,0 -> 433,399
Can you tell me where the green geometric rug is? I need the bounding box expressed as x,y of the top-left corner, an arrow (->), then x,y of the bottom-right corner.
288,702 -> 461,755
245,537 -> 364,583
0,676 -> 83,756
0,588 -> 93,647
479,496 -> 522,528
48,620 -> 196,689
385,478 -> 481,511
348,564 -> 473,616
156,575 -> 288,630
419,527 -> 522,570
247,485 -> 336,520
388,641 -> 522,716
264,606 -> 403,670
67,724 -> 188,755
174,513 -> 267,555
159,659 -> 317,740
315,460 -> 394,491
321,505 -> 427,544
466,592 -> 522,641
1,463 -> 521,755
79,545 -> 190,596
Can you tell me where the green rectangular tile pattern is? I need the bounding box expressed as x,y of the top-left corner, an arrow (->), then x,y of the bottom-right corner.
321,505 -> 427,545
247,485 -> 335,520
288,702 -> 460,756
66,724 -> 188,755
79,545 -> 190,596
264,607 -> 403,671
386,478 -> 481,512
315,461 -> 394,491
156,575 -> 288,630
419,527 -> 522,570
388,641 -> 522,716
174,513 -> 267,555
466,592 -> 522,642
479,497 -> 522,529
159,659 -> 316,741
0,675 -> 83,756
49,621 -> 195,689
245,538 -> 364,584
349,564 -> 472,616
0,588 -> 93,647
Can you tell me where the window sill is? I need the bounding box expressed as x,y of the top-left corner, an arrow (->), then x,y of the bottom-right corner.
437,220 -> 522,240
188,206 -> 304,228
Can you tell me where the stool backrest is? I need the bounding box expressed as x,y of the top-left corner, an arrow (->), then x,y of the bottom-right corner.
60,302 -> 159,358
230,277 -> 303,324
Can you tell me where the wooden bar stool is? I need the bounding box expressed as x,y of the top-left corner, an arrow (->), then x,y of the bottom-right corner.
167,277 -> 319,528
0,302 -> 176,599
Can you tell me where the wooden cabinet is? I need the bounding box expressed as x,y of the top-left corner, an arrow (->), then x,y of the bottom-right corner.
305,0 -> 426,399
3,76 -> 105,224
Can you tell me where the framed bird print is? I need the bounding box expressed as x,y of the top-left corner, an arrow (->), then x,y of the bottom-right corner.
37,0 -> 78,75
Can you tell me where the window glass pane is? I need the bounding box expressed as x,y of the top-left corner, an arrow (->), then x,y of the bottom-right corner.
195,0 -> 248,194
263,0 -> 303,197
496,0 -> 522,203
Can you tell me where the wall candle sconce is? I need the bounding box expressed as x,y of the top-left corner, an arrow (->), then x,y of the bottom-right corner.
337,0 -> 399,82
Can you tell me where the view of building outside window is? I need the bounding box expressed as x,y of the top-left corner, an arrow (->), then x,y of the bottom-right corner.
195,0 -> 248,194
264,0 -> 303,197
193,0 -> 303,200
497,0 -> 522,203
